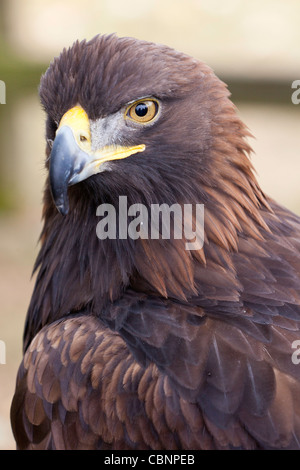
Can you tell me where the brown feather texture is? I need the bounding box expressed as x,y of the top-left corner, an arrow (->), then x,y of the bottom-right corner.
10,34 -> 300,449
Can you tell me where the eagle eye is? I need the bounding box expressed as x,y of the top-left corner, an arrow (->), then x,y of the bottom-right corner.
125,99 -> 159,124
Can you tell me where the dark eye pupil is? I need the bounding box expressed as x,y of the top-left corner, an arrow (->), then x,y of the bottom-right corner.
135,103 -> 148,117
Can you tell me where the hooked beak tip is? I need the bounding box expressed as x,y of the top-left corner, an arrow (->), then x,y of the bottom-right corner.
57,204 -> 69,216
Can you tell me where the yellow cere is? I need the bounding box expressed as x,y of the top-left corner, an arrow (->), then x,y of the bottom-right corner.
58,105 -> 91,148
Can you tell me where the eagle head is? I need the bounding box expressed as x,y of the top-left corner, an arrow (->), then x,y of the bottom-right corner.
40,34 -> 261,222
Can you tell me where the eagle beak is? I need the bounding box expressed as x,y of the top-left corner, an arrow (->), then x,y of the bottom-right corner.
49,105 -> 145,215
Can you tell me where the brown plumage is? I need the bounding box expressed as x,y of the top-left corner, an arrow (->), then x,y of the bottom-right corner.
10,34 -> 300,449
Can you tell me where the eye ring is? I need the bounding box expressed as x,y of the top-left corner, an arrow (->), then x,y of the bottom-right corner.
125,98 -> 159,124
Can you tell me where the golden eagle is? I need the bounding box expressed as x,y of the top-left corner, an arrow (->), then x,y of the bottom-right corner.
10,34 -> 300,450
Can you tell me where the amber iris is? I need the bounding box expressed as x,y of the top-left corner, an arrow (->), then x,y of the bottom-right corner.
126,99 -> 159,123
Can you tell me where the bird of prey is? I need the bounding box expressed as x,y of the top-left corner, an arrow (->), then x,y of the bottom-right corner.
11,34 -> 300,450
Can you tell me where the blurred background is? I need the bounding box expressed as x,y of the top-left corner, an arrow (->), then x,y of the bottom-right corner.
0,0 -> 299,450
